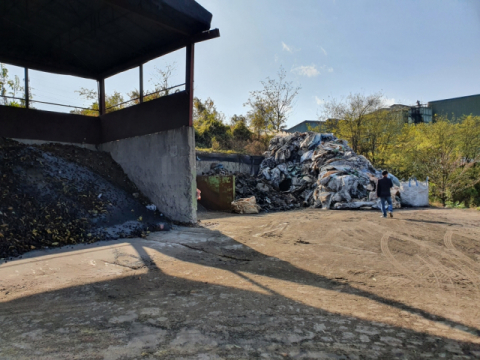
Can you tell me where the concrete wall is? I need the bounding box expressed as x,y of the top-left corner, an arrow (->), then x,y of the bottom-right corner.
197,160 -> 252,175
99,127 -> 197,224
196,152 -> 264,176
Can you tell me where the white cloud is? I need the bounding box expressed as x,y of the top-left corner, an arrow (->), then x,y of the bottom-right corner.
282,42 -> 292,53
384,97 -> 396,106
327,67 -> 334,73
315,96 -> 325,105
320,46 -> 328,56
292,65 -> 320,77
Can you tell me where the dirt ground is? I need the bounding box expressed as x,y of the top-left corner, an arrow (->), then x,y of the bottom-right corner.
1,207 -> 480,359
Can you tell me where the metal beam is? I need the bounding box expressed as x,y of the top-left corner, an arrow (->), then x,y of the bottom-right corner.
191,29 -> 220,44
139,64 -> 144,103
186,43 -> 195,127
24,67 -> 29,109
97,28 -> 219,80
98,79 -> 106,115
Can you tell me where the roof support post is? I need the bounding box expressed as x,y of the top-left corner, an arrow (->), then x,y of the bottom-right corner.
24,68 -> 29,109
98,79 -> 106,115
139,65 -> 144,103
186,43 -> 195,127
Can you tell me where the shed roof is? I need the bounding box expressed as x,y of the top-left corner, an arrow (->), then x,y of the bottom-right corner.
0,0 -> 218,80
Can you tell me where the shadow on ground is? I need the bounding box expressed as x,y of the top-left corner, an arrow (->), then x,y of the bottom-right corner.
1,219 -> 480,359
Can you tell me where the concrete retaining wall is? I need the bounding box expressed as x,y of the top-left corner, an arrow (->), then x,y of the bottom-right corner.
196,152 -> 263,176
99,127 -> 197,224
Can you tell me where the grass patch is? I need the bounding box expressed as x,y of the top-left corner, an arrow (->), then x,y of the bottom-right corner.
196,147 -> 247,155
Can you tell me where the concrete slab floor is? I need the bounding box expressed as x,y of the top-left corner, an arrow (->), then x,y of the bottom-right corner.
1,208 -> 480,359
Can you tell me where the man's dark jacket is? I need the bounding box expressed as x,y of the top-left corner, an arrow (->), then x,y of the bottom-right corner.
377,177 -> 393,197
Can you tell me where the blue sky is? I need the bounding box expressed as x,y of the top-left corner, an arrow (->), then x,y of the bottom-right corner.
3,0 -> 480,129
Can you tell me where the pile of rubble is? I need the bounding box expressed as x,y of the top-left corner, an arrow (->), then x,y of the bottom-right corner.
236,132 -> 400,212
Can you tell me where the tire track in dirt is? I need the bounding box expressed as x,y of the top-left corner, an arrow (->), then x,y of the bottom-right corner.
381,230 -> 480,298
444,231 -> 480,295
445,231 -> 480,272
253,222 -> 289,238
380,233 -> 420,284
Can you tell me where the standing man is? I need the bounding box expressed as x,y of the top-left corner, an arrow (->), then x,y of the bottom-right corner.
377,170 -> 394,218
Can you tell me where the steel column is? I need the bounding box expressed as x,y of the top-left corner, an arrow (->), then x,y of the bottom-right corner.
24,68 -> 29,109
185,43 -> 194,127
98,79 -> 106,115
139,64 -> 144,103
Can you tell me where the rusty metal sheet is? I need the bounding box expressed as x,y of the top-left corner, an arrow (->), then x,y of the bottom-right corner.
197,175 -> 235,211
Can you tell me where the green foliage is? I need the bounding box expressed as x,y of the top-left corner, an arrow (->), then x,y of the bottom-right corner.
245,66 -> 300,133
231,120 -> 252,142
71,88 -> 126,116
386,117 -> 480,207
321,92 -> 387,154
193,98 -> 267,154
193,97 -> 230,149
0,63 -> 27,107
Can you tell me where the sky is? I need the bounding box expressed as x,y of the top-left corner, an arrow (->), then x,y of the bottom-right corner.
3,0 -> 480,129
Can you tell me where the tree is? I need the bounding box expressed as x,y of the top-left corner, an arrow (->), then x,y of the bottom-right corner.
231,120 -> 252,142
246,66 -> 300,133
246,100 -> 274,137
128,63 -> 177,104
457,115 -> 480,161
0,63 -> 27,107
390,118 -> 480,206
360,109 -> 405,166
193,97 -> 230,149
71,88 -> 126,116
321,92 -> 386,153
230,114 -> 247,126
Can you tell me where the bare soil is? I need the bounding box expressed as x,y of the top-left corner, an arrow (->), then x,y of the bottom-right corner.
0,207 -> 479,359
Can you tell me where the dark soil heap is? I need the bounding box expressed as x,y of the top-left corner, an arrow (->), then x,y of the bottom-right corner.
0,138 -> 169,259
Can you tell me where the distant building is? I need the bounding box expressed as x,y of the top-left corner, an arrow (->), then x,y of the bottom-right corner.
384,103 -> 432,124
285,120 -> 326,133
428,94 -> 480,120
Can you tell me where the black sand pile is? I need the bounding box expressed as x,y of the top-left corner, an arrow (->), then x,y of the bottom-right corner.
0,138 -> 170,259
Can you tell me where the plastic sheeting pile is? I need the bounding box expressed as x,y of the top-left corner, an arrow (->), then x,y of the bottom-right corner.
236,132 -> 401,212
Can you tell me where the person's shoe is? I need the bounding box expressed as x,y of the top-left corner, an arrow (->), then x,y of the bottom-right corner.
389,212 -> 393,218
380,214 -> 387,218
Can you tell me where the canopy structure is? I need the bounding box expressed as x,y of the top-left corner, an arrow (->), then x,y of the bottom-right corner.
0,0 -> 219,80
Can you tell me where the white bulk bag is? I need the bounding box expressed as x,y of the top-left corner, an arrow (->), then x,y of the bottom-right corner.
400,178 -> 429,207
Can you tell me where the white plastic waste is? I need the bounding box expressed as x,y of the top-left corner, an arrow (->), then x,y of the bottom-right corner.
146,204 -> 157,211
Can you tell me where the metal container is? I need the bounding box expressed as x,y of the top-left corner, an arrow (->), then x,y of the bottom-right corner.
196,175 -> 235,211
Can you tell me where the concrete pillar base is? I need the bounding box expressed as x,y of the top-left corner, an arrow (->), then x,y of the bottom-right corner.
99,127 -> 197,224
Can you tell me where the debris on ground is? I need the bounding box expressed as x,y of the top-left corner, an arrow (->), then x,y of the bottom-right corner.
201,163 -> 234,176
231,196 -> 261,214
0,138 -> 170,259
235,132 -> 402,212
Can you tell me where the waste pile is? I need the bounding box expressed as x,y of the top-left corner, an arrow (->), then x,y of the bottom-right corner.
235,132 -> 401,212
0,138 -> 170,259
